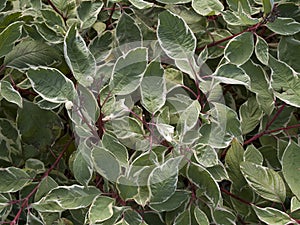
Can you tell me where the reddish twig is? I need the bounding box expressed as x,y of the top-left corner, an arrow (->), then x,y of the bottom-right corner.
47,0 -> 67,25
221,187 -> 252,205
243,103 -> 298,146
197,22 -> 263,51
9,137 -> 74,225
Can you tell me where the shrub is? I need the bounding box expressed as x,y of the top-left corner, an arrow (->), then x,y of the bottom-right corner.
0,0 -> 300,224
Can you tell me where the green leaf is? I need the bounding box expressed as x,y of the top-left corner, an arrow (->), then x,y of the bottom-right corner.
0,1 -> 7,11
291,196 -> 300,212
252,205 -> 294,225
244,145 -> 263,165
73,142 -> 93,186
77,1 -> 103,29
0,22 -> 22,58
102,133 -> 128,165
269,55 -> 300,108
0,193 -> 12,221
149,191 -> 190,212
64,25 -> 96,86
148,157 -> 182,203
194,144 -> 219,167
187,162 -> 221,208
128,0 -> 153,9
214,63 -> 250,86
89,31 -> 113,63
25,158 -> 45,174
0,81 -> 22,108
141,60 -> 166,113
192,0 -> 224,16
199,103 -> 242,148
51,0 -> 76,17
241,60 -> 274,115
156,0 -> 191,4
255,35 -> 269,66
282,141 -> 300,200
212,208 -> 236,225
110,47 -> 147,95
116,13 -> 142,53
33,185 -> 100,210
0,119 -> 22,163
92,146 -> 121,182
27,67 -> 76,103
157,10 -> 196,60
178,100 -> 201,134
239,96 -> 264,134
225,139 -> 247,190
262,0 -> 274,15
266,17 -> 300,36
224,32 -> 254,66
279,36 -> 300,73
27,212 -> 44,225
88,196 -> 114,223
35,176 -> 58,202
194,207 -> 209,225
0,167 -> 31,193
174,209 -> 191,224
4,40 -> 61,69
17,101 -> 62,149
240,161 -> 286,203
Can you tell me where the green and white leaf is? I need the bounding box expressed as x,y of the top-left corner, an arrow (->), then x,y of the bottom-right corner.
73,142 -> 93,186
0,167 -> 31,193
116,13 -> 142,53
92,146 -> 121,182
64,25 -> 96,86
187,162 -> 221,208
242,60 -> 274,115
88,196 -> 114,224
255,35 -> 269,65
148,157 -> 182,203
157,11 -> 196,60
214,64 -> 250,86
4,40 -> 61,69
77,1 -> 103,29
224,32 -> 254,66
239,96 -> 264,134
0,81 -> 22,108
192,0 -> 224,16
194,207 -> 209,225
0,22 -> 22,58
252,205 -> 294,225
266,17 -> 300,36
27,67 -> 76,103
240,161 -> 286,203
282,141 -> 300,200
141,60 -> 166,113
110,47 -> 147,95
269,55 -> 300,107
33,185 -> 100,210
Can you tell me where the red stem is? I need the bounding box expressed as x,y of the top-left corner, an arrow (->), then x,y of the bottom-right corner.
197,22 -> 262,51
221,187 -> 251,205
243,103 -> 287,145
47,0 -> 67,25
9,137 -> 74,225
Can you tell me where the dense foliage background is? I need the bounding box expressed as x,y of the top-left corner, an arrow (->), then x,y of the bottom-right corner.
0,0 -> 300,224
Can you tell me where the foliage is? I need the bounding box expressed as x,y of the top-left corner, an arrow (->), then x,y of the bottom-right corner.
0,0 -> 300,224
